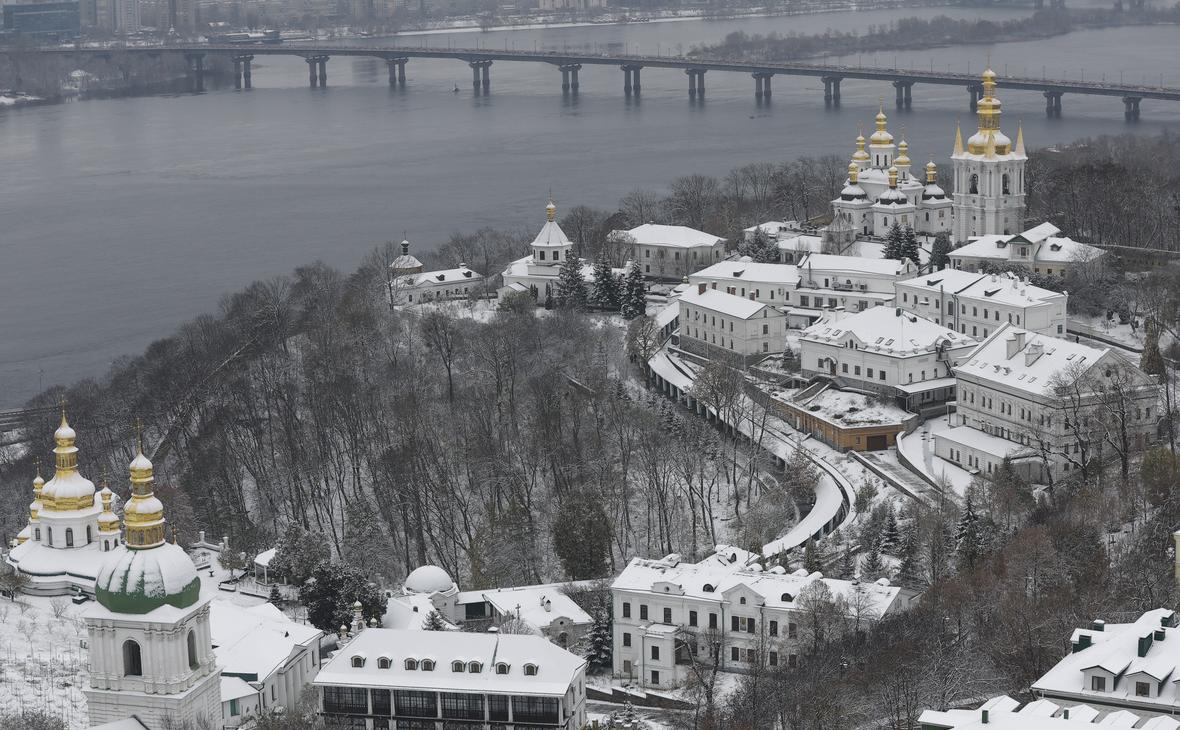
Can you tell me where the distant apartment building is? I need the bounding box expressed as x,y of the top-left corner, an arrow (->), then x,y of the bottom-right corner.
895,269 -> 1067,339
677,284 -> 786,367
2,1 -> 80,36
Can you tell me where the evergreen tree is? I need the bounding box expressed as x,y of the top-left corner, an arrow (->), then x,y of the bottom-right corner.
802,540 -> 823,573
621,261 -> 647,320
860,542 -> 885,581
551,491 -> 612,580
423,609 -> 449,631
1141,317 -> 1166,377
880,507 -> 900,554
930,230 -> 953,271
955,493 -> 982,571
900,226 -> 922,265
591,253 -> 622,311
298,561 -> 385,633
584,617 -> 613,671
738,227 -> 780,263
836,541 -> 856,579
268,584 -> 282,605
270,525 -> 329,585
543,283 -> 554,310
895,528 -> 923,588
882,221 -> 905,260
555,254 -> 588,311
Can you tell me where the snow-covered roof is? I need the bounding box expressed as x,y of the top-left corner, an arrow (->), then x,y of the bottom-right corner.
654,301 -> 680,329
785,387 -> 909,427
1032,609 -> 1180,713
610,555 -> 901,617
531,220 -> 573,248
918,695 -> 1159,729
400,265 -> 483,288
801,307 -> 975,356
952,223 -> 1104,265
253,547 -> 276,568
955,323 -> 1122,397
896,270 -> 1065,307
679,288 -> 770,320
456,583 -> 594,632
314,628 -> 587,696
210,602 -> 322,681
745,221 -> 802,238
936,425 -> 1035,461
7,538 -> 107,583
776,234 -> 823,254
383,592 -> 452,631
690,260 -> 800,287
620,224 -> 724,249
800,253 -> 914,277
694,545 -> 763,569
89,719 -> 151,730
405,565 -> 456,595
220,675 -> 260,702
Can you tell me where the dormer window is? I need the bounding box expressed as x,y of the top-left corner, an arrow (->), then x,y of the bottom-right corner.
496,662 -> 510,675
467,662 -> 483,673
524,664 -> 539,676
703,584 -> 715,593
452,661 -> 465,673
351,656 -> 366,668
378,657 -> 391,669
421,659 -> 435,671
780,592 -> 793,602
403,658 -> 417,670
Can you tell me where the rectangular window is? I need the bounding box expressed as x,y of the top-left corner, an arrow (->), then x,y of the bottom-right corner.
440,692 -> 484,721
651,645 -> 660,660
640,605 -> 648,621
769,651 -> 778,666
689,611 -> 698,627
1136,682 -> 1151,697
622,602 -> 631,619
663,607 -> 672,624
731,647 -> 740,661
788,622 -> 797,639
323,686 -> 368,715
651,670 -> 660,685
623,633 -> 631,647
371,689 -> 391,715
769,620 -> 778,637
511,696 -> 559,724
394,690 -> 438,718
731,616 -> 740,632
1092,676 -> 1106,692
229,699 -> 239,717
488,694 -> 510,722
709,613 -> 718,629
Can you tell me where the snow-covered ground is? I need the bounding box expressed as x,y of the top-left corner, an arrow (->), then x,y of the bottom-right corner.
896,415 -> 976,499
1068,315 -> 1149,353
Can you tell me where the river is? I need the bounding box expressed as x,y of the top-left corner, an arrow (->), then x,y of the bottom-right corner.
0,7 -> 1177,404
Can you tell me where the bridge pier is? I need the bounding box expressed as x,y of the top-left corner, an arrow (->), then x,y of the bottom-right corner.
308,57 -> 318,87
559,63 -> 581,93
232,58 -> 241,89
821,75 -> 842,106
184,52 -> 205,92
892,80 -> 912,109
319,57 -> 328,87
621,64 -> 642,95
470,60 -> 492,93
306,56 -> 328,87
1044,90 -> 1063,117
232,54 -> 253,89
386,57 -> 407,87
753,72 -> 773,101
1123,95 -> 1141,122
241,55 -> 252,89
968,83 -> 983,112
685,69 -> 706,98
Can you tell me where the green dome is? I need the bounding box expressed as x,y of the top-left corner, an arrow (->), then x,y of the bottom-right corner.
95,543 -> 201,614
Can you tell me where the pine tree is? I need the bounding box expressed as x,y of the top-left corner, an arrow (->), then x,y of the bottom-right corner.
1141,317 -> 1166,377
738,227 -> 780,263
895,528 -> 923,588
880,507 -> 900,554
556,254 -> 588,311
860,543 -> 885,581
803,540 -> 823,573
584,617 -> 612,671
955,493 -> 982,571
268,584 -> 282,605
883,221 -> 905,260
423,609 -> 448,631
900,226 -> 921,265
621,261 -> 647,320
551,491 -> 611,580
298,561 -> 385,633
930,231 -> 952,271
591,253 -> 622,311
836,542 -> 856,579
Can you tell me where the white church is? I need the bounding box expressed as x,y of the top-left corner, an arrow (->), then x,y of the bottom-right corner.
831,68 -> 1027,243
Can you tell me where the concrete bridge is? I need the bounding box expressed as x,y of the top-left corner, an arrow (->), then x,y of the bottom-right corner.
25,43 -> 1180,120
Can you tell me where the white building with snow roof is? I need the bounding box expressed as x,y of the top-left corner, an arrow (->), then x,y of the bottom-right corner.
1031,609 -> 1180,721
387,239 -> 485,305
939,323 -> 1159,483
895,268 -> 1067,340
610,551 -> 903,689
315,628 -> 588,729
687,259 -> 800,307
612,223 -> 725,280
794,252 -> 916,315
799,307 -> 977,411
677,284 -> 786,367
949,222 -> 1105,278
919,694 -> 1180,730
452,584 -> 594,650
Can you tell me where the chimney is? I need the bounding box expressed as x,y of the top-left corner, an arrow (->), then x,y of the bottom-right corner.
1155,629 -> 1165,641
1073,634 -> 1092,652
1092,620 -> 1105,632
1138,634 -> 1153,658
1005,332 -> 1026,359
698,283 -> 707,295
459,262 -> 467,269
1063,709 -> 1070,720
1025,341 -> 1044,367
982,709 -> 989,724
749,293 -> 756,301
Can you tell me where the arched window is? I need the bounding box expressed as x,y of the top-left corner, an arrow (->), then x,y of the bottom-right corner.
451,660 -> 465,673
557,631 -> 569,648
350,656 -> 365,668
123,640 -> 143,677
780,592 -> 793,602
421,659 -> 435,672
524,664 -> 539,676
969,174 -> 979,194
1002,174 -> 1010,195
65,528 -> 73,547
702,584 -> 715,593
739,597 -> 747,605
467,662 -> 482,673
187,630 -> 199,670
403,658 -> 417,671
496,663 -> 510,675
373,657 -> 387,669
86,525 -> 92,544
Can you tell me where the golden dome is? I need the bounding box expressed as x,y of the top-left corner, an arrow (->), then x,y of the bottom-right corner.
968,68 -> 1010,155
869,102 -> 894,145
852,128 -> 870,163
98,486 -> 120,532
895,139 -> 911,167
848,162 -> 860,184
124,444 -> 166,550
926,160 -> 938,184
40,408 -> 97,512
29,468 -> 44,522
887,165 -> 899,188
546,200 -> 556,223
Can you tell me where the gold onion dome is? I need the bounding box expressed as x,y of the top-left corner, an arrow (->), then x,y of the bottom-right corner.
98,486 -> 119,532
923,161 -> 947,200
123,448 -> 165,549
841,163 -> 867,200
40,409 -> 97,512
546,200 -> 557,222
967,68 -> 1011,155
869,104 -> 893,145
29,468 -> 44,522
895,139 -> 912,168
852,128 -> 870,163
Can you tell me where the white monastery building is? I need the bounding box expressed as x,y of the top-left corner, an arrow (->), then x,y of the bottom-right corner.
388,239 -> 484,305
610,549 -> 903,689
315,628 -> 588,729
950,222 -> 1106,278
895,268 -> 1068,339
1031,609 -> 1180,720
919,694 -> 1180,730
687,259 -> 800,307
799,307 -> 977,411
938,323 -> 1160,483
84,443 -> 222,728
612,223 -> 725,280
796,253 -> 916,314
500,201 -> 601,302
677,284 -> 787,366
7,412 -> 121,596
